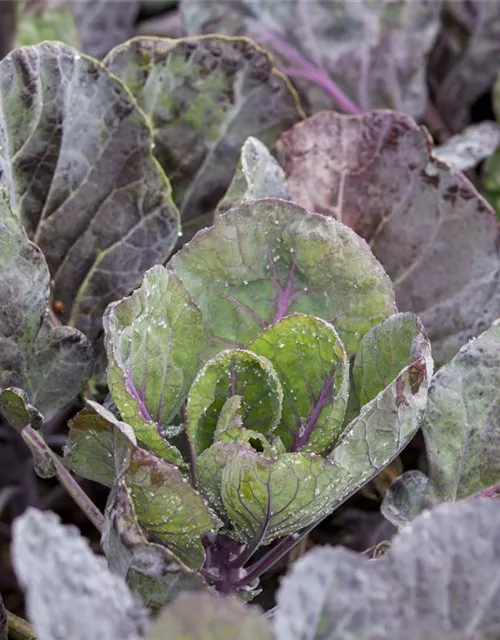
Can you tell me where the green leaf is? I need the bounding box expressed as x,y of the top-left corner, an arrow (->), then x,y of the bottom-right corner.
381,470 -> 435,529
105,265 -> 209,466
215,137 -> 293,217
0,388 -> 43,431
250,314 -> 349,454
13,508 -> 147,640
0,189 -> 92,419
353,313 -> 429,407
221,450 -> 352,545
125,448 -> 221,570
170,199 -> 396,354
16,2 -> 80,49
146,592 -> 272,640
0,42 -> 179,344
278,110 -> 500,365
103,482 -> 206,611
186,349 -> 283,454
105,36 -> 302,241
65,400 -> 136,488
482,148 -> 500,219
423,323 -> 500,501
214,395 -> 244,439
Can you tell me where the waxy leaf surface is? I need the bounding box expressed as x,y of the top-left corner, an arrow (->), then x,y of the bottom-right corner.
125,448 -> 221,570
215,136 -> 292,217
279,110 -> 500,365
105,36 -> 301,240
250,314 -> 349,454
275,500 -> 500,640
170,199 -> 396,355
0,42 -> 179,343
12,508 -> 146,640
187,348 -> 282,454
0,189 -> 92,419
221,450 -> 352,545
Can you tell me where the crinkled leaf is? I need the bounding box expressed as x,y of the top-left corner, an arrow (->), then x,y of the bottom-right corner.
73,0 -> 139,59
170,199 -> 396,355
0,188 -> 92,418
278,110 -> 500,365
0,387 -> 43,431
433,122 -> 500,172
103,482 -> 206,611
16,2 -> 80,49
64,400 -> 136,488
250,314 -> 349,454
275,500 -> 500,640
105,266 -> 209,466
423,323 -> 500,501
125,448 -> 221,570
12,508 -> 146,640
182,0 -> 441,118
146,592 -> 272,640
429,1 -> 500,133
105,36 -> 301,240
221,450 -> 352,545
329,354 -> 431,508
187,349 -> 283,454
0,42 -> 179,343
215,137 -> 292,217
381,470 -> 434,529
353,313 -> 429,407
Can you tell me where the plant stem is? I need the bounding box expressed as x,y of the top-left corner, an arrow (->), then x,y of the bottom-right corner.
7,611 -> 36,640
22,426 -> 104,533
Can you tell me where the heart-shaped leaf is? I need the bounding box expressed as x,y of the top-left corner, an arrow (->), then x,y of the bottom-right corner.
221,449 -> 352,545
103,482 -> 206,611
0,188 -> 92,419
274,500 -> 500,640
186,349 -> 283,454
125,448 -> 221,570
104,265 -> 210,466
105,36 -> 301,241
0,42 -> 179,343
278,110 -> 500,365
215,137 -> 293,217
169,199 -> 396,355
250,314 -> 349,454
65,400 -> 136,488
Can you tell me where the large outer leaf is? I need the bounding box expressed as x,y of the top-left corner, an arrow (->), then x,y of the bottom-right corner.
169,199 -> 396,355
146,592 -> 272,640
250,314 -> 349,454
278,110 -> 500,365
215,136 -> 292,217
428,1 -> 500,133
0,189 -> 92,419
12,508 -> 146,640
104,36 -> 302,240
221,450 -> 352,545
104,265 -> 208,466
182,0 -> 441,119
423,323 -> 500,501
125,448 -> 221,570
274,500 -> 500,640
186,349 -> 283,454
103,482 -> 206,611
64,400 -> 136,488
0,42 -> 179,343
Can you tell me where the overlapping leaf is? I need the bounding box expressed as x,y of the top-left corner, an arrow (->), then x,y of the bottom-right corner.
105,36 -> 302,240
0,42 -> 179,343
0,189 -> 92,420
125,448 -> 221,569
182,0 -> 441,118
275,500 -> 500,640
250,314 -> 349,454
278,110 -> 500,365
169,199 -> 396,355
